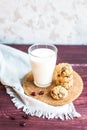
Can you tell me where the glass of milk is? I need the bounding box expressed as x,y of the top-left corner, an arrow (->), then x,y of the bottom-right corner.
28,44 -> 57,88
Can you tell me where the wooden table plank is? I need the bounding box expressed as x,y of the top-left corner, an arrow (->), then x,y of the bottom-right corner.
0,44 -> 87,130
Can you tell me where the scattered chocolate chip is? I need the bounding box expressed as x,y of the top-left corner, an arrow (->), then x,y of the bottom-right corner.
31,92 -> 36,96
39,91 -> 44,95
9,115 -> 16,120
22,114 -> 29,119
19,121 -> 26,127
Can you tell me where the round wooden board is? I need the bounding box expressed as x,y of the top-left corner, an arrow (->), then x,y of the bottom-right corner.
22,71 -> 83,106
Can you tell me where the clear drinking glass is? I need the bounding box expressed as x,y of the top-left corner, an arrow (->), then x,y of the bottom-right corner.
28,44 -> 58,88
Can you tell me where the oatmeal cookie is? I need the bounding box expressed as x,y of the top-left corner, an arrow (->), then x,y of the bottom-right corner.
55,63 -> 73,77
60,79 -> 73,90
50,85 -> 68,100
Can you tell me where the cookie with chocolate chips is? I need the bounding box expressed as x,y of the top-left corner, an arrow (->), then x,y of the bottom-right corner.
50,85 -> 68,100
55,63 -> 73,77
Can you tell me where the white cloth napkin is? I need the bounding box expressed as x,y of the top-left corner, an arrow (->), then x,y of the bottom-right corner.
0,44 -> 81,120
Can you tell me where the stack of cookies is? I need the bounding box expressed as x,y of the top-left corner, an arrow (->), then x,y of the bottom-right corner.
50,63 -> 73,100
55,63 -> 73,90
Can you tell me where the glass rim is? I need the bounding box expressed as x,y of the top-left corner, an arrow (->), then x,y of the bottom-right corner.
28,43 -> 58,58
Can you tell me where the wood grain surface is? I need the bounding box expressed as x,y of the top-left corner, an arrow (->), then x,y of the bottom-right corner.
0,44 -> 87,130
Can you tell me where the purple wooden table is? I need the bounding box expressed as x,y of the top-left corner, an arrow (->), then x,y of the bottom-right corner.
0,44 -> 87,130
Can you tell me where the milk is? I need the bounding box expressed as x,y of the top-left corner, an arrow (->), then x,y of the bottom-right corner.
30,48 -> 57,87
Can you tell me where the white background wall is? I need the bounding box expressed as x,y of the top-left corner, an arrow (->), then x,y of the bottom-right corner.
0,0 -> 87,45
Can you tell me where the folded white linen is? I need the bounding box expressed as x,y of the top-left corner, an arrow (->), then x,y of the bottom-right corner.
0,44 -> 81,120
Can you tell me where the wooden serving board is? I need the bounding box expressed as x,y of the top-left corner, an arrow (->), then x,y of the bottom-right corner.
22,71 -> 83,106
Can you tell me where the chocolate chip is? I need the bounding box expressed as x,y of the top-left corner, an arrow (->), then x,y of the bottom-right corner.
61,67 -> 66,74
19,121 -> 26,127
22,114 -> 29,119
9,115 -> 16,120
